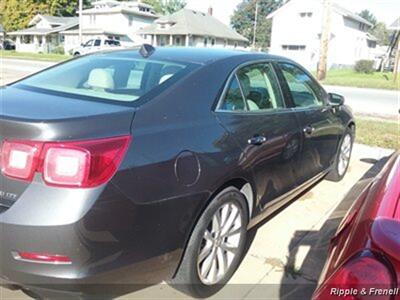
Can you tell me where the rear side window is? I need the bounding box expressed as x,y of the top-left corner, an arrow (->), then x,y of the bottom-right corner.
17,55 -> 194,102
279,63 -> 324,108
220,76 -> 246,111
94,39 -> 101,46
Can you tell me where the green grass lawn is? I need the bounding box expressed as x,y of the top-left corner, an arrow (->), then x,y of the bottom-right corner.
320,69 -> 400,90
356,117 -> 399,149
0,50 -> 71,62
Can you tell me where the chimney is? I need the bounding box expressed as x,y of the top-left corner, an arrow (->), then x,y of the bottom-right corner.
208,6 -> 213,16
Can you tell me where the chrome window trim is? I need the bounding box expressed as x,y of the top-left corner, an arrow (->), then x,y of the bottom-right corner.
214,59 -> 289,114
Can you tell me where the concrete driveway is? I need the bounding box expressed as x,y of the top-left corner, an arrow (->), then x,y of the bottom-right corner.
1,144 -> 393,300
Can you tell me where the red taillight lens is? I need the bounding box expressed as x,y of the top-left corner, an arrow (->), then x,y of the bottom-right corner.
14,251 -> 71,264
42,136 -> 131,188
1,141 -> 42,181
43,147 -> 91,187
0,136 -> 131,188
314,256 -> 394,300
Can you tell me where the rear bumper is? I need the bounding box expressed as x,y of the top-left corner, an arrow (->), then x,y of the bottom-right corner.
0,219 -> 182,298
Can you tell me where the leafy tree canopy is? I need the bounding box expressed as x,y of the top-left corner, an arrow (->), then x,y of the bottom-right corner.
358,9 -> 377,26
142,0 -> 186,15
371,22 -> 391,46
1,0 -> 90,32
231,0 -> 283,51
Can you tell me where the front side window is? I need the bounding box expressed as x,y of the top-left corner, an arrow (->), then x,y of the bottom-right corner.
219,63 -> 284,112
16,54 -> 195,103
85,40 -> 94,47
279,63 -> 324,108
236,63 -> 284,111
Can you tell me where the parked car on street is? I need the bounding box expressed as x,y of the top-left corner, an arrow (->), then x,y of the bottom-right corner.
72,38 -> 122,56
313,151 -> 400,300
0,46 -> 355,299
0,39 -> 16,50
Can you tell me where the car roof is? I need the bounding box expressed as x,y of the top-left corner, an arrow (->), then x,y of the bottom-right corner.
104,46 -> 284,65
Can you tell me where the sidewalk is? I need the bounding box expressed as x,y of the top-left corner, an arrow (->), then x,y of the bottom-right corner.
1,144 -> 393,300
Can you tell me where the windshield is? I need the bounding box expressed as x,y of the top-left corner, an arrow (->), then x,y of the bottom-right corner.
16,54 -> 193,102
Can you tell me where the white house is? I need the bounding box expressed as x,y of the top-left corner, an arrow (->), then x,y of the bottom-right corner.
8,15 -> 78,53
137,8 -> 248,49
267,0 -> 378,70
62,0 -> 158,53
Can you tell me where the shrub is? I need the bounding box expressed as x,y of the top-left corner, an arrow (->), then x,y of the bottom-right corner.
354,60 -> 374,74
51,45 -> 65,55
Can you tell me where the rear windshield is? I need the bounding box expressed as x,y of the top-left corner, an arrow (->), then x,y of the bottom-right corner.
16,54 -> 193,102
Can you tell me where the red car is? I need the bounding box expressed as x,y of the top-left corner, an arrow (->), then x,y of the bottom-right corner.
313,151 -> 400,300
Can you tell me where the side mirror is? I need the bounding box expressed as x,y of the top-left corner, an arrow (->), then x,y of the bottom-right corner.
328,93 -> 345,106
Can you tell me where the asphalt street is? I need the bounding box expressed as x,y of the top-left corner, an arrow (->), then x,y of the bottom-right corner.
1,58 -> 398,119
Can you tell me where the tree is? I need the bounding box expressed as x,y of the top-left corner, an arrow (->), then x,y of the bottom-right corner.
142,0 -> 186,15
2,0 -> 90,32
231,0 -> 283,51
371,22 -> 390,46
142,0 -> 164,14
162,0 -> 186,14
358,9 -> 377,26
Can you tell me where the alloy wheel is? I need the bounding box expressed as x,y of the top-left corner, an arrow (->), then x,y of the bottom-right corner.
338,134 -> 352,176
197,202 -> 243,285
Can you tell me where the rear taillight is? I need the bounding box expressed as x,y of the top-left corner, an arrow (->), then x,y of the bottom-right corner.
0,136 -> 131,188
313,255 -> 394,300
1,141 -> 43,181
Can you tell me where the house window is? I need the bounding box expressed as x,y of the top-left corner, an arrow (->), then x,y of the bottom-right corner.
300,12 -> 313,18
282,45 -> 306,50
211,38 -> 216,46
234,42 -> 238,48
22,35 -> 32,44
176,37 -> 181,45
204,37 -> 208,47
224,39 -> 227,47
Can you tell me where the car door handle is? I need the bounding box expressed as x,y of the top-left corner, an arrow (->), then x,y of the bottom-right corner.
248,135 -> 267,145
303,126 -> 315,135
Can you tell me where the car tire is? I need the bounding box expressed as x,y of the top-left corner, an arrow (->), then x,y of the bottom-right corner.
170,187 -> 249,298
73,52 -> 80,57
326,127 -> 354,182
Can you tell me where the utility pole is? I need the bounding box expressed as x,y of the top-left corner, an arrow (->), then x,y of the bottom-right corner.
78,0 -> 83,44
393,34 -> 400,82
317,0 -> 331,80
252,1 -> 258,50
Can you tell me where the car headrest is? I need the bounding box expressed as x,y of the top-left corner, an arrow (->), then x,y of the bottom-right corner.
87,69 -> 114,90
159,65 -> 183,84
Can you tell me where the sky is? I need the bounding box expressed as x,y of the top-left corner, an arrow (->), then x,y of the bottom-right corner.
185,0 -> 400,26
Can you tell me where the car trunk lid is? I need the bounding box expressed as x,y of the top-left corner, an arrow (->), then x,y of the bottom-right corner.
0,86 -> 135,209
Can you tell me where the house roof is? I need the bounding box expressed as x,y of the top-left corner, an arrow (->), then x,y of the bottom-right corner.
389,17 -> 400,30
8,17 -> 78,36
267,0 -> 372,27
29,14 -> 78,27
137,9 -> 248,42
331,3 -> 372,26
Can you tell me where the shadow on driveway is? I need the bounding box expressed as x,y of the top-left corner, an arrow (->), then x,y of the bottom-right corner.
278,156 -> 390,300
